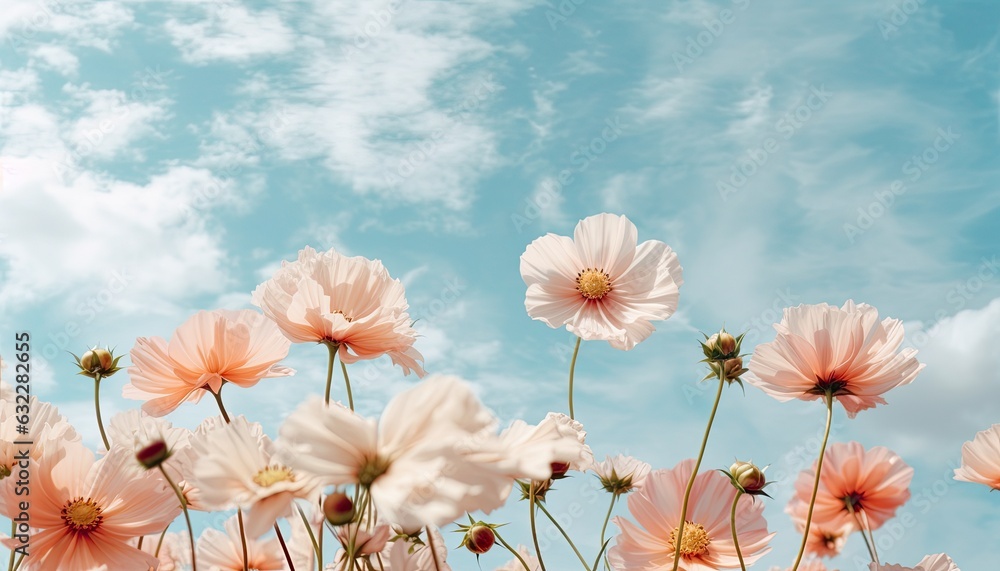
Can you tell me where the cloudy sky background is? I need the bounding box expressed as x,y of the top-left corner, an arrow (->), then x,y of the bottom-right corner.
1,0 -> 999,568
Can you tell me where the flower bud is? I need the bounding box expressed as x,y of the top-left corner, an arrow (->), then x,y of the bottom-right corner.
463,524 -> 495,554
323,492 -> 355,526
75,347 -> 123,379
136,440 -> 170,469
730,461 -> 767,492
701,329 -> 742,361
550,461 -> 570,480
711,357 -> 747,383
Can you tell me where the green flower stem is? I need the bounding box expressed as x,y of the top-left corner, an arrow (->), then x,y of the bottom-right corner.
730,491 -> 747,571
153,525 -> 169,558
537,502 -> 591,571
295,504 -> 322,570
425,526 -> 443,571
494,529 -> 532,571
158,465 -> 196,571
212,384 -> 232,423
324,342 -> 339,406
790,392 -> 835,571
592,494 -> 617,571
671,375 -> 726,571
567,336 -> 582,420
8,520 -> 16,571
274,523 -> 296,571
847,502 -> 878,563
94,373 -> 110,450
340,359 -> 355,411
237,509 -> 250,571
529,484 -> 547,571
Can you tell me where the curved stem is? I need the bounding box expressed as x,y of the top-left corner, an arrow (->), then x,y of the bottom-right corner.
324,342 -> 339,406
671,375 -> 725,571
94,374 -> 111,450
8,520 -> 16,571
11,554 -> 22,571
295,504 -> 321,570
861,508 -> 880,563
567,336 -> 582,420
212,385 -> 232,424
790,393 -> 835,571
537,502 -> 591,571
274,523 -> 296,571
340,359 -> 355,411
730,491 -> 747,571
153,525 -> 169,558
494,529 -> 532,571
158,465 -> 197,571
425,527 -> 443,571
237,509 -> 250,571
592,494 -> 617,571
529,483 -> 547,571
847,502 -> 877,563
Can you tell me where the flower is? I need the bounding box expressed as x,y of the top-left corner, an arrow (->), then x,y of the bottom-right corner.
593,454 -> 651,495
0,442 -> 180,571
123,309 -> 294,416
608,458 -> 773,570
278,375 -> 503,531
189,416 -> 320,538
252,246 -> 425,376
786,499 -> 852,558
953,424 -> 1000,490
495,546 -> 542,571
333,522 -> 392,561
381,527 -> 451,571
726,460 -> 770,495
791,442 -> 912,532
746,301 -> 924,417
520,213 -> 683,350
869,553 -> 960,571
74,346 -> 123,379
1,395 -> 79,477
131,532 -> 190,571
197,515 -> 286,571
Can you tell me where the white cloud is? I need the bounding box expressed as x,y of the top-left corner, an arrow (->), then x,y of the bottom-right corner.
164,4 -> 294,64
29,44 -> 80,76
1,1 -> 133,52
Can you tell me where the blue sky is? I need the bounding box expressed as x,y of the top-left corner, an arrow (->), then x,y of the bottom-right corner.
1,0 -> 999,568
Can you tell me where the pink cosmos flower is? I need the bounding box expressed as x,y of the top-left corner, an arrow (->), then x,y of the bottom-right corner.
197,515 -> 286,571
791,442 -> 912,532
381,527 -> 451,571
953,424 -> 1000,490
0,442 -> 180,571
131,532 -> 190,571
608,459 -> 773,570
1,395 -> 79,475
786,498 -> 852,558
332,523 -> 392,566
278,374 -> 502,530
520,213 -> 683,350
870,553 -> 960,571
593,454 -> 652,495
190,416 -> 320,538
124,309 -> 294,416
252,246 -> 425,375
746,301 -> 924,417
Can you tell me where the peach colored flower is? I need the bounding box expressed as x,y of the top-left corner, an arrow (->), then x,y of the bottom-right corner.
746,301 -> 924,417
0,442 -> 180,571
496,546 -> 541,571
870,553 -> 960,571
190,416 -> 320,538
197,515 -> 286,571
792,442 -> 912,532
953,424 -> 1000,490
1,395 -> 79,475
381,527 -> 451,571
279,375 -> 507,531
131,531 -> 190,571
786,498 -> 852,558
252,246 -> 425,375
124,309 -> 294,416
608,459 -> 773,570
593,454 -> 651,495
520,213 -> 683,350
332,523 -> 392,566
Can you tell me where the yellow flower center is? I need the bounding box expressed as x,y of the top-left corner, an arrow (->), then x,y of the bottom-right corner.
576,268 -> 612,300
0,464 -> 10,480
333,309 -> 354,322
61,498 -> 103,532
253,466 -> 296,488
669,521 -> 710,557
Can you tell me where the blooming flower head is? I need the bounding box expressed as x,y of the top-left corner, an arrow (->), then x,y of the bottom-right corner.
0,395 -> 79,477
747,301 -> 924,417
0,442 -> 180,571
520,213 -> 683,350
190,416 -> 320,538
593,454 -> 651,495
491,414 -> 593,482
278,374 -> 503,531
380,527 -> 451,571
197,515 -> 286,571
786,498 -> 852,558
791,442 -> 912,532
953,424 -> 1000,490
252,246 -> 425,376
870,553 -> 960,571
608,458 -> 774,570
131,532 -> 190,571
124,309 -> 294,416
